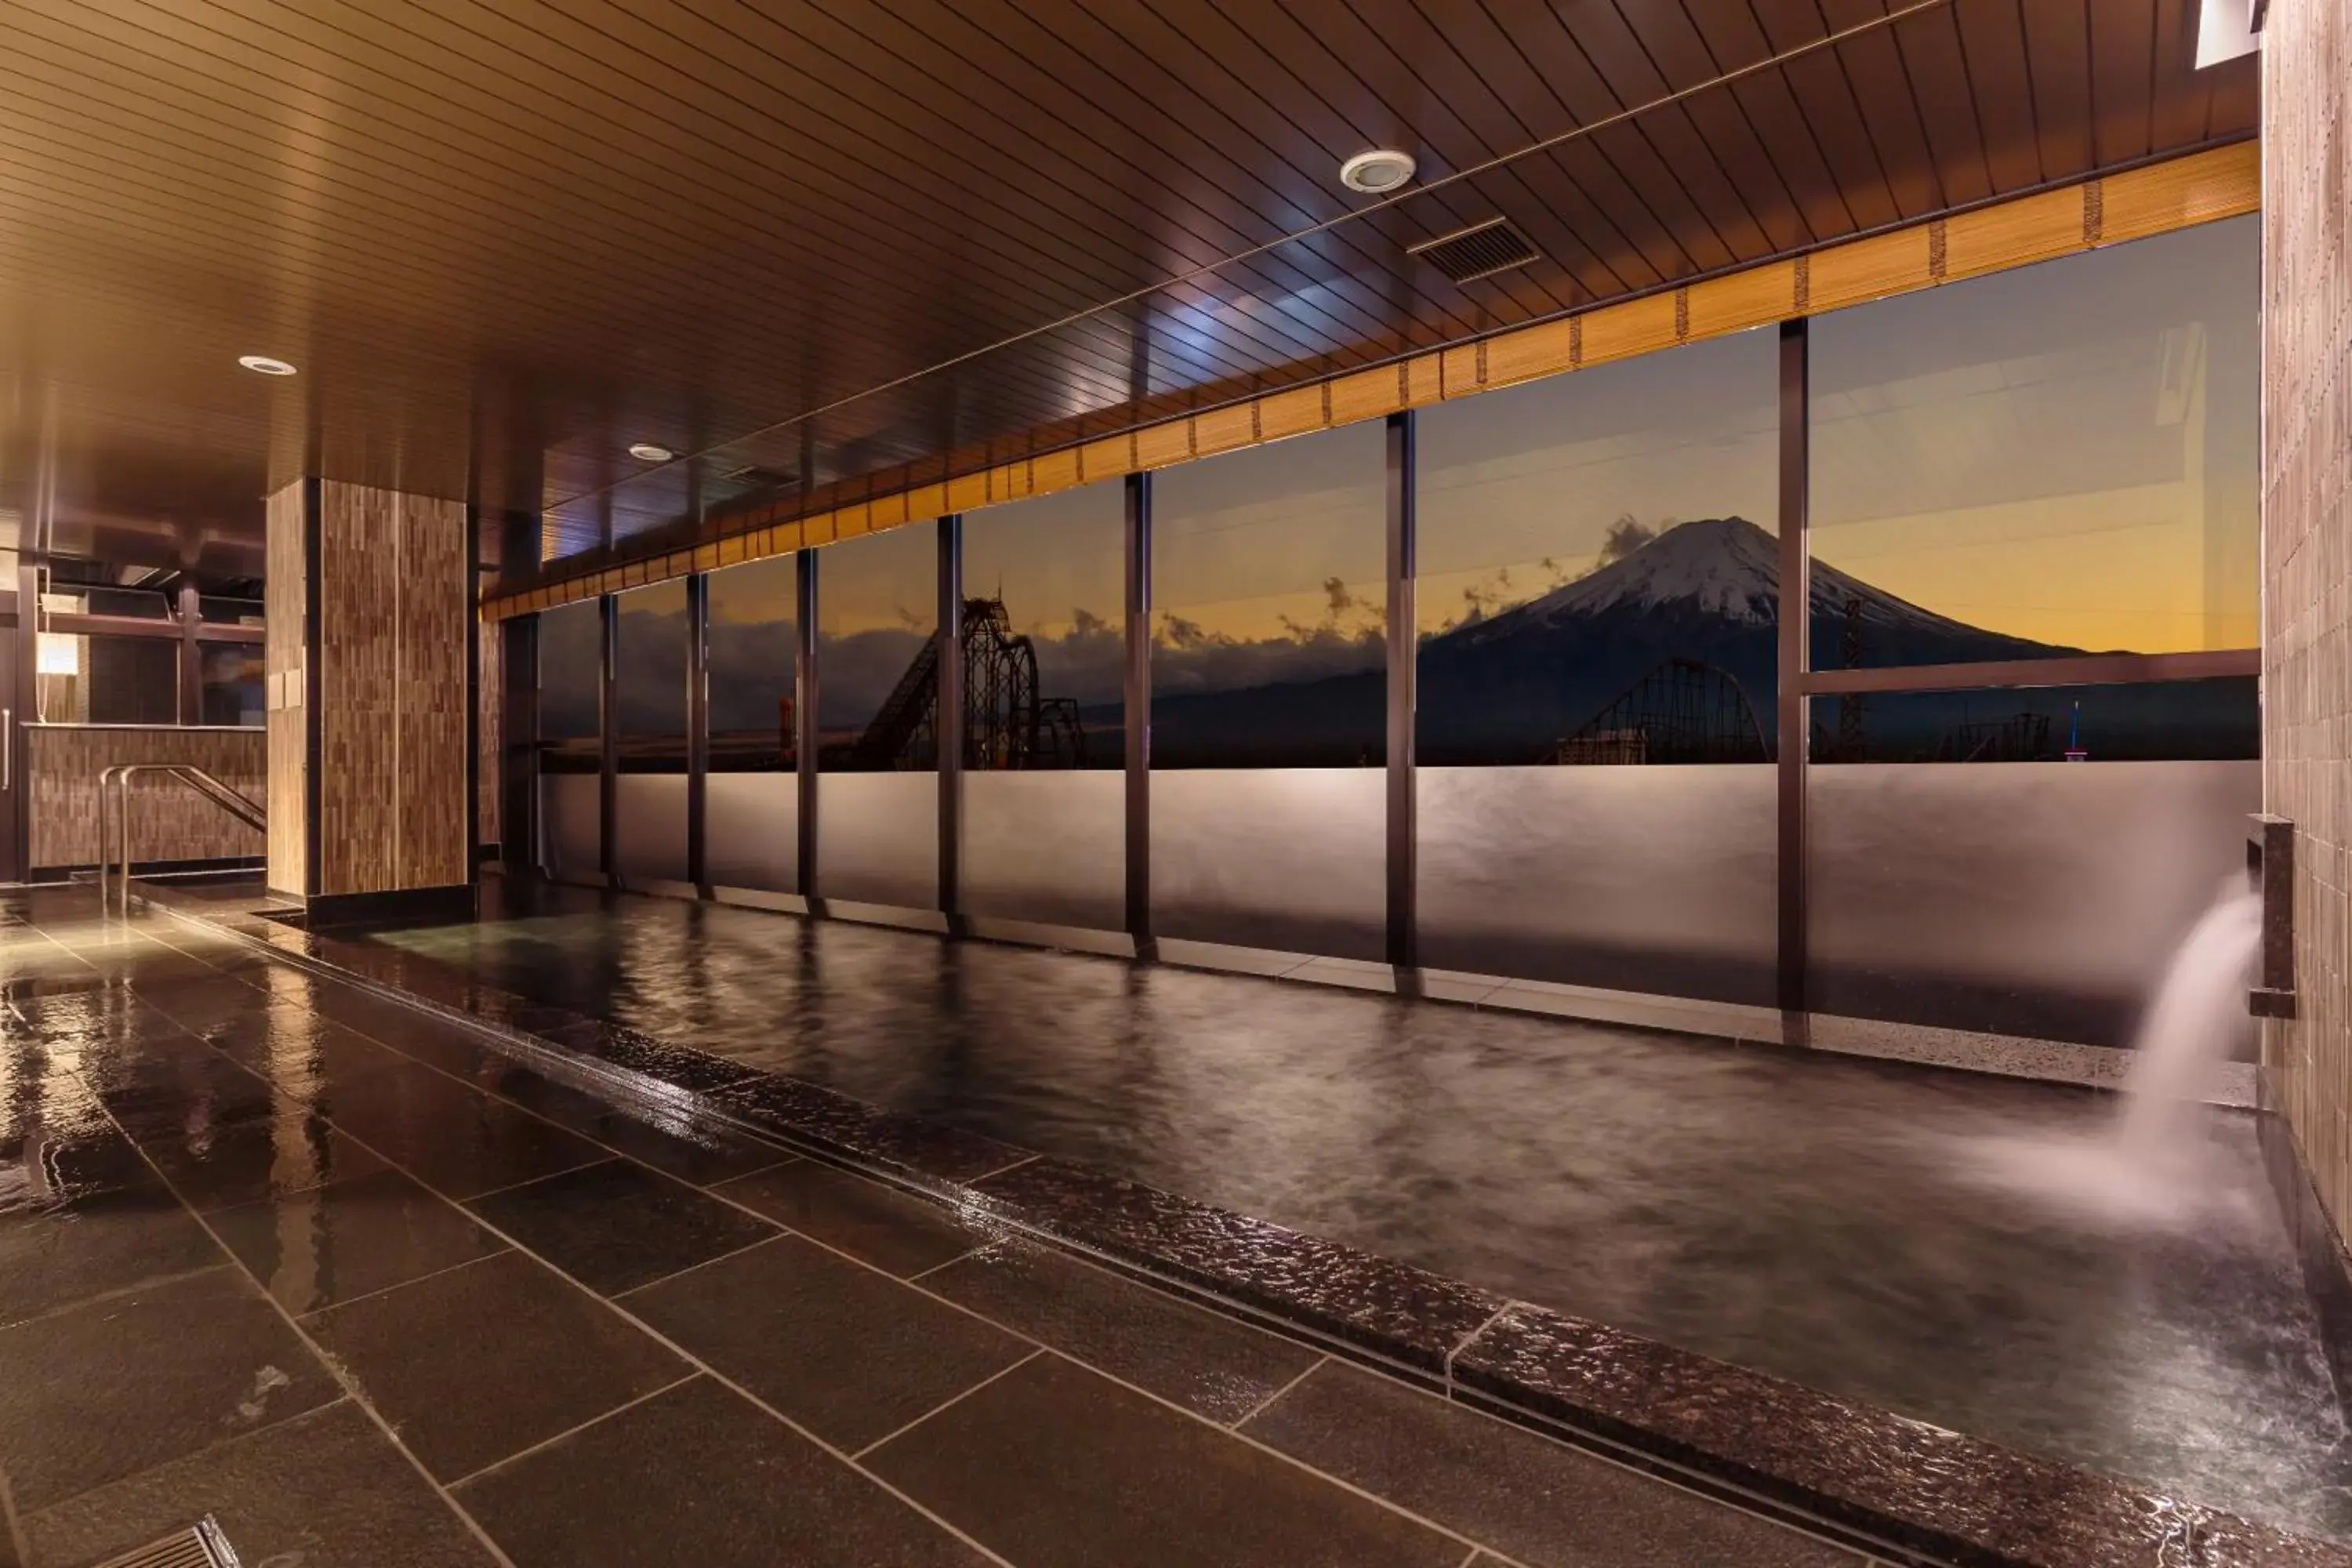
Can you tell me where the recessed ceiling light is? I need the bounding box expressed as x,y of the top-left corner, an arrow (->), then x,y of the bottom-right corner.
627,442 -> 676,463
1339,149 -> 1417,194
237,354 -> 298,376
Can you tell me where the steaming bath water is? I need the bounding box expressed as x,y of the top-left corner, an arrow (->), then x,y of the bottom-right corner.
361,878 -> 2352,1538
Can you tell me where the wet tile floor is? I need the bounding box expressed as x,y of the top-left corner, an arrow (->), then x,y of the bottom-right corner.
0,887 -> 1875,1568
342,877 -> 2352,1544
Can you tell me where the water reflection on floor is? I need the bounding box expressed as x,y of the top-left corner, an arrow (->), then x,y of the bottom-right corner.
365,879 -> 2352,1540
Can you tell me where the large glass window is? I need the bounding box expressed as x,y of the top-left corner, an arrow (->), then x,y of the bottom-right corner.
536,600 -> 603,879
1809,216 -> 2258,672
961,482 -> 1126,929
200,644 -> 265,727
816,526 -> 938,909
706,554 -> 799,893
1149,423 -> 1386,957
612,580 -> 689,884
37,633 -> 179,724
1805,219 -> 2263,1045
1414,331 -> 1780,1004
963,485 -> 1125,771
1151,425 -> 1385,768
816,525 -> 938,772
1417,330 -> 1781,763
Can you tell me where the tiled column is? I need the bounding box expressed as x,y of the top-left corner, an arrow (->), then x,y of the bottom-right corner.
265,478 -> 476,920
2261,0 -> 2352,1249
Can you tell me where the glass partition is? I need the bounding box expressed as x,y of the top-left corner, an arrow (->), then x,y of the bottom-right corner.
612,579 -> 689,885
817,525 -> 938,909
1806,218 -> 2262,1043
200,644 -> 265,727
961,481 -> 1126,929
536,599 -> 603,880
1150,422 -> 1385,957
1808,216 -> 2259,673
36,634 -> 180,724
705,554 -> 800,893
1414,330 -> 1780,1002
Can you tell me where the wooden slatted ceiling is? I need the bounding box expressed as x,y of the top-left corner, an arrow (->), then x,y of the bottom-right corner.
0,0 -> 2256,580
488,140 -> 2261,619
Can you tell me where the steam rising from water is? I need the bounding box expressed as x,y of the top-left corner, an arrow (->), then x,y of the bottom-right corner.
1959,880 -> 2263,1228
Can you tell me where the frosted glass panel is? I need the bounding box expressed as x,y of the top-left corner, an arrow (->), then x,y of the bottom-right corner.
540,774 -> 600,880
1808,760 -> 2259,1045
613,775 -> 688,886
1417,766 -> 1777,1004
706,773 -> 797,892
965,771 -> 1124,930
1150,769 -> 1384,959
818,771 -> 938,909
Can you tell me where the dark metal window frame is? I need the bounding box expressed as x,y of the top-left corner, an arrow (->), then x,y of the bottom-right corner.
514,307 -> 2262,1009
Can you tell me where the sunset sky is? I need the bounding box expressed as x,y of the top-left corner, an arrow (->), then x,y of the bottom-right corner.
697,214 -> 2258,674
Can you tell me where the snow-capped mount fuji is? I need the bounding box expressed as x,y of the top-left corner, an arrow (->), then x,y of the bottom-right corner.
1447,515 -> 2065,659
1145,513 -> 2222,768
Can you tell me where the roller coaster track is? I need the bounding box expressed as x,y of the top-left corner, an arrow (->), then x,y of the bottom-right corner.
849,597 -> 1090,770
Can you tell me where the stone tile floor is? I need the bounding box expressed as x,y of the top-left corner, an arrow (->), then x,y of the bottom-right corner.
0,887 -> 1874,1568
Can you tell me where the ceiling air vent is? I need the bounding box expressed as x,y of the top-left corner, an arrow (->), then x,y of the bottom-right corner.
1408,217 -> 1541,285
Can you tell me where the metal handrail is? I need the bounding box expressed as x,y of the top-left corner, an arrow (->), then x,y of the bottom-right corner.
98,764 -> 266,909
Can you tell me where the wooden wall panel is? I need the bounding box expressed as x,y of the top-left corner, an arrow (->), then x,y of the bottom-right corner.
264,479 -> 307,898
2261,0 -> 2352,1247
396,487 -> 471,889
485,142 -> 2261,625
479,620 -> 500,849
312,480 -> 470,896
29,725 -> 265,869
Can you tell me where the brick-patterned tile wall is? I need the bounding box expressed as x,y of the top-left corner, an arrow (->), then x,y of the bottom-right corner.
2263,0 -> 2352,1240
264,480 -> 307,898
479,619 -> 499,849
314,480 -> 470,896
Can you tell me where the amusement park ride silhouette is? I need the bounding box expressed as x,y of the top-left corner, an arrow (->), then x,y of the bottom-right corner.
811,597 -> 1092,771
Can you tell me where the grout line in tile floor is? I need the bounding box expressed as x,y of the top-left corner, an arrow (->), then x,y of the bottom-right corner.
900,1245 -> 986,1283
0,1264 -> 238,1338
94,1096 -> 524,1568
289,1247 -> 517,1324
127,918 -> 1512,1564
113,947 -> 1027,1568
0,1439 -> 31,1568
122,903 -> 1889,1568
1445,1301 -> 1520,1380
440,1371 -> 705,1492
596,1230 -> 786,1301
205,922 -> 1853,1564
1226,1353 -> 1329,1432
454,1154 -> 626,1206
849,1347 -> 1049,1461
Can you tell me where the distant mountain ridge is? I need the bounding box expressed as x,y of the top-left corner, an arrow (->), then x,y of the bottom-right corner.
1145,516 -> 2248,767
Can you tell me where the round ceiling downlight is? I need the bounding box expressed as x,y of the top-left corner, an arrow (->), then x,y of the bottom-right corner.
1338,149 -> 1417,194
627,442 -> 676,463
237,354 -> 299,376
